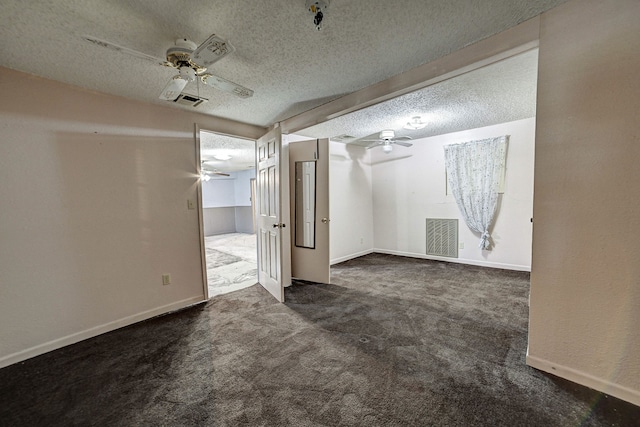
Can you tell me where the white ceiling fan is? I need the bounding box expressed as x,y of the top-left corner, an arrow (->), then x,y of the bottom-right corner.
361,130 -> 413,153
201,160 -> 231,181
83,33 -> 254,101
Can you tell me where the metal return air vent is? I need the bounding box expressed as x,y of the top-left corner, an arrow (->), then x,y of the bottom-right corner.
426,218 -> 458,258
331,134 -> 356,143
173,93 -> 208,107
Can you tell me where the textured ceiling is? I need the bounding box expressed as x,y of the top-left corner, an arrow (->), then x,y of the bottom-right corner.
200,48 -> 538,172
299,48 -> 539,142
0,0 -> 565,129
200,131 -> 255,173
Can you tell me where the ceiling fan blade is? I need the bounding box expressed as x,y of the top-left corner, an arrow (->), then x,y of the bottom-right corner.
360,139 -> 382,143
201,74 -> 254,98
394,136 -> 413,141
82,35 -> 166,65
202,169 -> 231,177
191,34 -> 235,68
159,75 -> 188,100
393,141 -> 413,147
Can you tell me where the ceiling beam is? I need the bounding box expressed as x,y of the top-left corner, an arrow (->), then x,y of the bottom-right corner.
279,16 -> 540,135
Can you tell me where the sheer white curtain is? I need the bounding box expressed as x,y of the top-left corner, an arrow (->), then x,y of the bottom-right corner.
444,136 -> 508,250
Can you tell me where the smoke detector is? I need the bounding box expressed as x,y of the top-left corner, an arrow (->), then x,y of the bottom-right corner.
306,0 -> 329,30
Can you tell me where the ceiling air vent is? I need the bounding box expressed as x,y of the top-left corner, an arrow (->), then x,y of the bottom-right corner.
331,134 -> 356,143
173,93 -> 208,107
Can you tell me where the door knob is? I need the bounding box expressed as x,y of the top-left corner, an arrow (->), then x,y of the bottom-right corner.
321,218 -> 329,224
272,223 -> 286,228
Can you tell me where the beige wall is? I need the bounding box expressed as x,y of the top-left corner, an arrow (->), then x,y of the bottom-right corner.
528,0 -> 640,405
329,141 -> 375,264
0,67 -> 265,367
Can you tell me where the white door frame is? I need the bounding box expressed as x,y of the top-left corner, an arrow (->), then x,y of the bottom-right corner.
194,124 -> 209,300
195,124 -> 263,301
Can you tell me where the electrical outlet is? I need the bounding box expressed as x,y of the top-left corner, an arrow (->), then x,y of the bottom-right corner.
459,242 -> 465,249
162,274 -> 171,286
360,237 -> 364,244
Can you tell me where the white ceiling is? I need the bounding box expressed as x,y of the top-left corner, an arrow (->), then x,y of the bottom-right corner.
0,0 -> 564,131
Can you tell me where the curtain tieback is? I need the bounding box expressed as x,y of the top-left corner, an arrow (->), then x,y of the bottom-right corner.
479,231 -> 491,250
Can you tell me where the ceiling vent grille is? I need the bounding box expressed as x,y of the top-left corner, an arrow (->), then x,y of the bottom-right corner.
426,218 -> 458,258
173,93 -> 208,107
331,134 -> 356,142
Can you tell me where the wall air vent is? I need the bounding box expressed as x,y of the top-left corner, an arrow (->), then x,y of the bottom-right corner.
173,93 -> 208,107
426,218 -> 458,258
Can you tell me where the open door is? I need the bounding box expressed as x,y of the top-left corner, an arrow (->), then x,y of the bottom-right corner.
255,127 -> 291,301
289,138 -> 330,284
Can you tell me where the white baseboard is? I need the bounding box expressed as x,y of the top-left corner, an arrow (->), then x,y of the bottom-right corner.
526,354 -> 640,406
373,248 -> 531,272
330,249 -> 375,265
0,295 -> 206,369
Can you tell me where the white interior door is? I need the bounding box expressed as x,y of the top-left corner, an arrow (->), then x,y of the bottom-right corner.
256,127 -> 290,301
289,138 -> 330,284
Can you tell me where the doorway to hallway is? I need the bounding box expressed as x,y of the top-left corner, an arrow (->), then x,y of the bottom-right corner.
205,232 -> 257,297
199,130 -> 258,298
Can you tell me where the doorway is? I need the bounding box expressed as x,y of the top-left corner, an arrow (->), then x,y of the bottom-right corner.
199,130 -> 258,298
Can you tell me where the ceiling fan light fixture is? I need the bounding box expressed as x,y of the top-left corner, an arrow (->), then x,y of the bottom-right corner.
178,66 -> 196,82
213,154 -> 232,160
404,116 -> 427,130
382,144 -> 393,154
159,75 -> 189,100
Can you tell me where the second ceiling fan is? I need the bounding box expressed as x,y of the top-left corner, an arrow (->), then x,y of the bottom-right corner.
362,130 -> 413,153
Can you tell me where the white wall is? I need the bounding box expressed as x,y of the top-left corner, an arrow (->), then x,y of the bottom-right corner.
528,0 -> 640,406
372,118 -> 535,270
201,169 -> 256,235
329,141 -> 374,264
201,170 -> 255,208
202,178 -> 236,207
234,169 -> 255,207
0,66 -> 265,367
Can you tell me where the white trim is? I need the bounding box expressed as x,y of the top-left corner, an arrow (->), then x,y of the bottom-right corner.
195,124 -> 209,300
330,249 -> 375,265
0,296 -> 205,369
526,355 -> 640,407
373,248 -> 531,272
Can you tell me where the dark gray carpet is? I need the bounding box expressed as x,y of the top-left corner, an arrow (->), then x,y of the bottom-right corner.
1,253 -> 638,426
